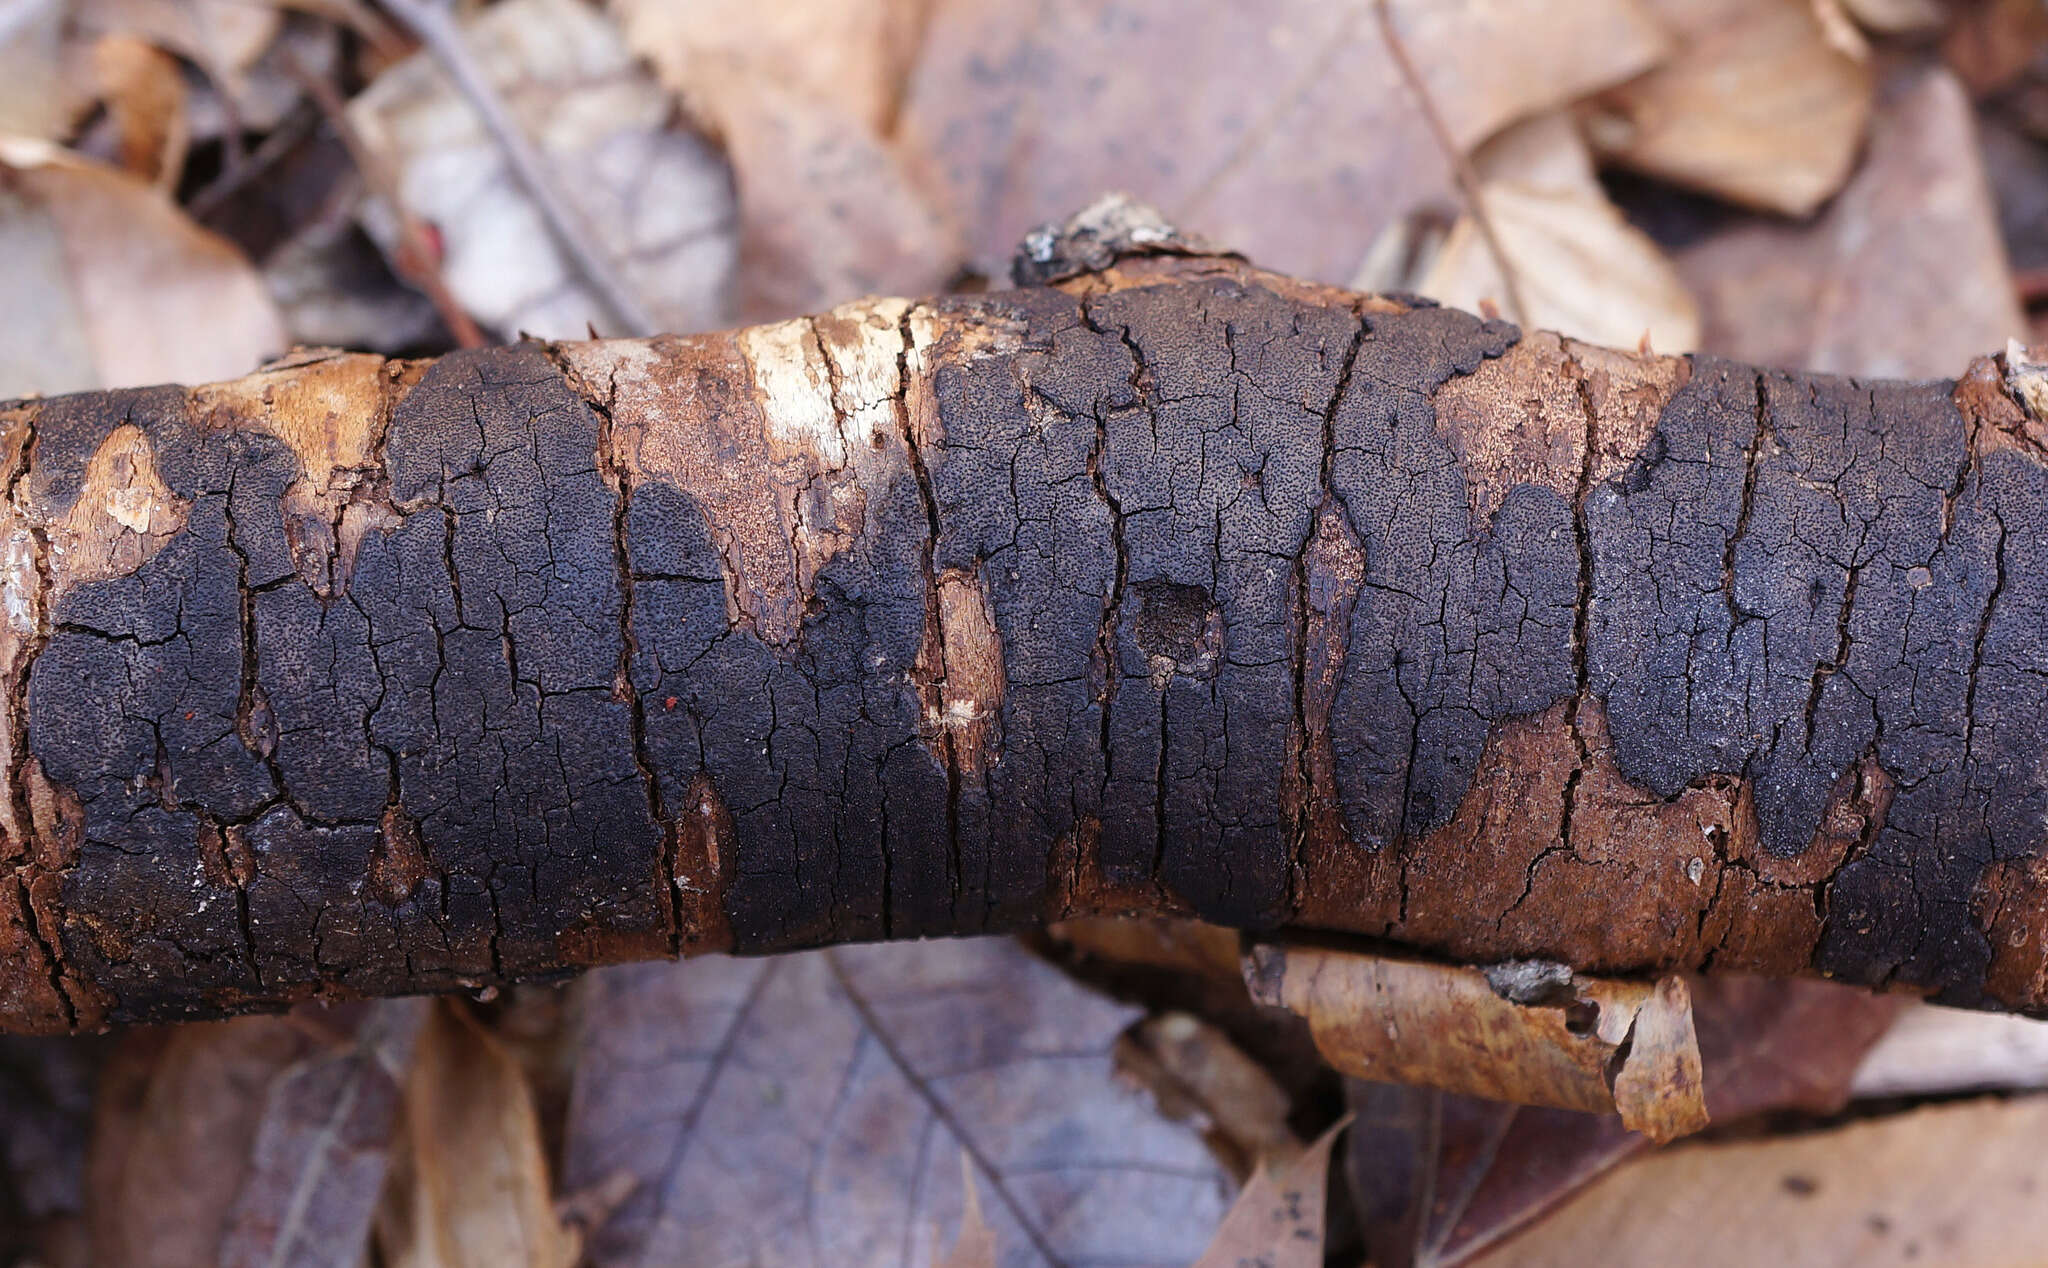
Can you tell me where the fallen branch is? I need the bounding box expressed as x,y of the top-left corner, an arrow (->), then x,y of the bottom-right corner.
4,208 -> 2047,1033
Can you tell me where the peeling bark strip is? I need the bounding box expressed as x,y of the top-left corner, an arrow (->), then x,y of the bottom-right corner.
5,243 -> 2048,1034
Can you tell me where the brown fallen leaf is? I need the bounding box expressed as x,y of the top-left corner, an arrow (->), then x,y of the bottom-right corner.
1248,944 -> 1708,1142
563,939 -> 1234,1267
0,1033 -> 101,1265
1047,915 -> 1244,986
1421,111 -> 1700,349
1675,66 -> 2024,378
1115,1012 -> 1301,1180
1346,974 -> 1900,1268
1469,1096 -> 2048,1266
347,0 -> 737,339
0,136 -> 286,396
87,1000 -> 424,1268
1191,1115 -> 1347,1268
90,33 -> 189,189
1585,0 -> 1874,216
374,999 -> 579,1268
610,0 -> 957,321
901,0 -> 1664,287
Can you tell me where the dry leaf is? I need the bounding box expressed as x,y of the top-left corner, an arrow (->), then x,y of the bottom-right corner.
1191,1116 -> 1346,1268
90,33 -> 189,188
1839,0 -> 1944,35
1676,67 -> 2024,378
1585,0 -> 1874,216
74,0 -> 280,80
901,0 -> 1664,287
1470,1096 -> 2048,1266
375,1000 -> 578,1268
87,1000 -> 424,1268
0,136 -> 286,396
1048,915 -> 1244,985
1346,974 -> 1899,1268
0,0 -> 95,141
1247,944 -> 1708,1142
1116,1012 -> 1300,1180
1420,112 -> 1700,350
1851,1002 -> 2048,1098
563,939 -> 1234,1267
348,0 -> 737,339
1382,0 -> 1671,151
611,0 -> 957,321
1943,0 -> 2048,98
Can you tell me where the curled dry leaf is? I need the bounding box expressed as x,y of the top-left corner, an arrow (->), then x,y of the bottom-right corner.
1345,974 -> 1898,1268
0,136 -> 286,397
347,0 -> 737,339
87,1000 -> 425,1268
610,0 -> 956,321
562,939 -> 1234,1268
374,1000 -> 579,1268
1676,67 -> 2024,379
1190,1116 -> 1347,1268
1585,0 -> 1874,216
1246,944 -> 1708,1142
901,0 -> 1663,287
1470,1096 -> 2048,1267
1421,112 -> 1700,350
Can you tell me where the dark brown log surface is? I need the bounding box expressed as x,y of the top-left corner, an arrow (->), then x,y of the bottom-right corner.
4,244 -> 2047,1033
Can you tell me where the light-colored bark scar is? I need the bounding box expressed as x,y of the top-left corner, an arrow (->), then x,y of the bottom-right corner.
1432,330 -> 1690,529
564,299 -> 927,648
916,567 -> 1005,775
191,351 -> 405,596
45,423 -> 190,601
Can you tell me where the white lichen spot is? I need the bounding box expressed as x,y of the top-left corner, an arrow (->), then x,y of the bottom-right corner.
1687,856 -> 1704,885
739,317 -> 844,466
2,527 -> 38,635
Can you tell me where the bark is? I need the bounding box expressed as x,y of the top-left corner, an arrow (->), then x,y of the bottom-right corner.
4,236 -> 2048,1034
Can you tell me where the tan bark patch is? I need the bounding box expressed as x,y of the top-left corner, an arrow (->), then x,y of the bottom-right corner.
672,771 -> 734,954
563,298 -> 926,649
1396,698 -> 1744,974
44,422 -> 188,601
1432,331 -> 1689,528
916,567 -> 1005,775
191,352 -> 405,596
1973,853 -> 2048,1009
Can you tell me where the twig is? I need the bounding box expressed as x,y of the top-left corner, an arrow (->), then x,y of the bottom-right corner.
284,47 -> 491,350
1372,0 -> 1530,327
377,0 -> 661,337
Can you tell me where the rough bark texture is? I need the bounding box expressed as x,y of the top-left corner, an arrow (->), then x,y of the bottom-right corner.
4,243 -> 2047,1034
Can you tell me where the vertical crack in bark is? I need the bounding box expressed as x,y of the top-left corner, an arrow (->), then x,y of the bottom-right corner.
1287,309 -> 1368,913
895,304 -> 945,939
1078,295 -> 1141,876
1804,565 -> 1860,750
1559,353 -> 1604,880
1,407 -> 75,1029
1724,373 -> 1771,648
559,346 -> 681,956
1963,512 -> 2006,781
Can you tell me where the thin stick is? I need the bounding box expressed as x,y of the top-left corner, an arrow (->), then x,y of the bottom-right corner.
1373,0 -> 1530,327
378,0 -> 661,337
285,48 -> 492,350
